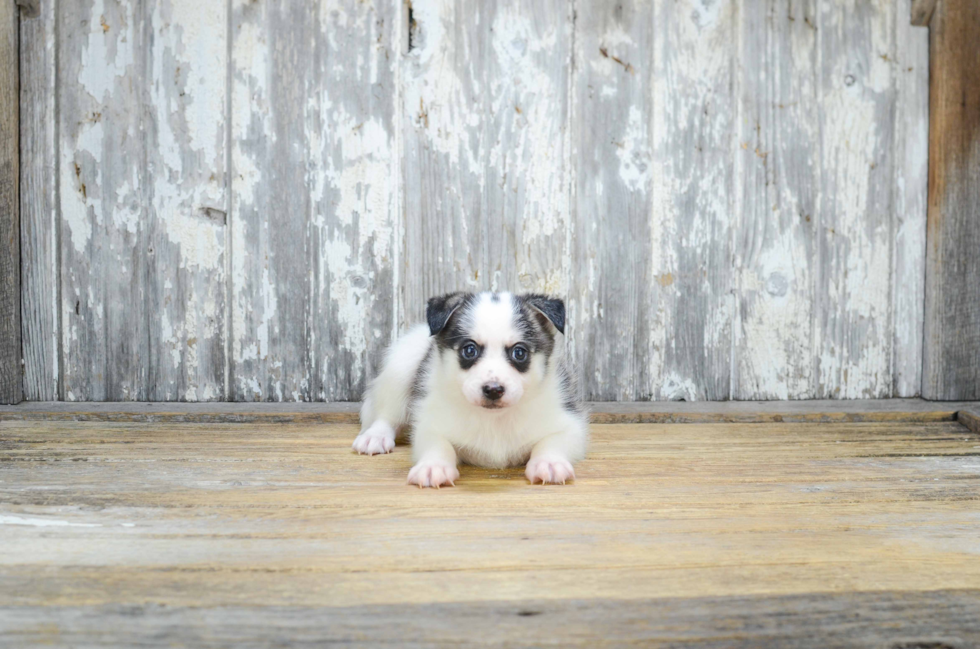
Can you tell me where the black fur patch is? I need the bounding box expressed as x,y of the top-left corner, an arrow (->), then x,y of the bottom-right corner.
409,342 -> 435,405
426,292 -> 475,337
429,292 -> 478,352
518,294 -> 565,335
511,294 -> 566,361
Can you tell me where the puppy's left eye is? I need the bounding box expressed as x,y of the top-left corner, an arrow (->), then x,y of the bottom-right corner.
510,345 -> 529,363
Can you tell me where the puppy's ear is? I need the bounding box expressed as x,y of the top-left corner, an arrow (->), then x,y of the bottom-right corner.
525,295 -> 565,335
426,292 -> 471,336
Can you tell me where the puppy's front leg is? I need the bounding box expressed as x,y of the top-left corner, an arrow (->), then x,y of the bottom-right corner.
407,434 -> 459,488
526,428 -> 586,485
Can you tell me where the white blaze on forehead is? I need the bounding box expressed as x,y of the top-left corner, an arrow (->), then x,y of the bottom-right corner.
469,292 -> 519,346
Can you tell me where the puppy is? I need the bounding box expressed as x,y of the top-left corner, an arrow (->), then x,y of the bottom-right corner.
353,292 -> 589,487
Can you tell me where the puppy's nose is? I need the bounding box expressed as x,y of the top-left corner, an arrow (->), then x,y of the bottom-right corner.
482,383 -> 505,401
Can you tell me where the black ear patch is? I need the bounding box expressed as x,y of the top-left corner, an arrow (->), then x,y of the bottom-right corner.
426,292 -> 473,336
524,295 -> 565,335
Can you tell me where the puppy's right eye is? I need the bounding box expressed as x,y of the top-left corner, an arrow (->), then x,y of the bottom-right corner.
460,342 -> 480,360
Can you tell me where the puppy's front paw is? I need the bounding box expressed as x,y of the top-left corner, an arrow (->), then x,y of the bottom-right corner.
352,422 -> 396,455
526,455 -> 575,485
407,460 -> 459,488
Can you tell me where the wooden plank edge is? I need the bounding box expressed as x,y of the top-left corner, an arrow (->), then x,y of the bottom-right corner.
911,0 -> 938,26
957,409 -> 980,435
0,0 -> 21,405
1,400 -> 976,425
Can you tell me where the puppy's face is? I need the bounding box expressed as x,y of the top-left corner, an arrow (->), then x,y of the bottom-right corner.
427,292 -> 565,410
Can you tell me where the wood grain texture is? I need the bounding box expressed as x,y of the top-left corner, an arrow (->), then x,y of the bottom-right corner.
569,0 -> 653,401
309,0 -> 399,401
229,0 -> 314,401
0,0 -> 20,404
910,0 -> 938,26
891,0 -> 929,398
652,0 -> 736,402
732,0 -> 818,400
2,591 -> 979,648
144,0 -> 228,401
230,0 -> 398,402
400,0 -> 571,328
17,0 -> 934,402
815,0 -> 898,399
959,409 -> 980,435
19,0 -> 58,401
922,0 -> 980,401
1,419 -> 980,645
59,0 -> 148,400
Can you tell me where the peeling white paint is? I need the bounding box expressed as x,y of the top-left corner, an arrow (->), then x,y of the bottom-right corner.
42,0 -> 927,402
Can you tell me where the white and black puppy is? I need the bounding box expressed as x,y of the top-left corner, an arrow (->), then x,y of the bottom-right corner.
353,292 -> 588,488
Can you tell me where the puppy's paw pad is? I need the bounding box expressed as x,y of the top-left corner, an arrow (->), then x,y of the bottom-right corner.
407,461 -> 459,488
352,424 -> 396,455
526,456 -> 575,485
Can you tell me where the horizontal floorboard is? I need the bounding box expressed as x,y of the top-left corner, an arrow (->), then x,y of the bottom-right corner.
1,418 -> 979,646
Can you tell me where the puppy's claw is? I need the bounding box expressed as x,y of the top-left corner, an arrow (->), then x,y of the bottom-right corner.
407,460 -> 459,489
352,423 -> 396,456
525,456 -> 575,485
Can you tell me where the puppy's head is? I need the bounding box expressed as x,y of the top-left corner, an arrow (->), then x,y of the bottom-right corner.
427,292 -> 565,410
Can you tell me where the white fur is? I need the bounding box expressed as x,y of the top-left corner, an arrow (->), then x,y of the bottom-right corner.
354,293 -> 589,487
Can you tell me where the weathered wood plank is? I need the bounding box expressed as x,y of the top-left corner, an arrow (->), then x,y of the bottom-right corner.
2,398 -> 977,424
569,0 -> 653,401
958,408 -> 980,435
229,0 -> 315,401
19,0 -> 58,401
310,0 -> 399,401
483,0 -> 572,298
59,0 -> 148,400
144,0 -> 228,401
732,0 -> 818,400
2,591 -> 977,648
922,0 -> 980,401
910,0 -> 938,26
0,418 -> 979,647
891,0 -> 929,397
400,0 -> 571,331
400,0 -> 488,324
814,0 -> 897,399
0,0 -> 20,404
651,0 -> 736,401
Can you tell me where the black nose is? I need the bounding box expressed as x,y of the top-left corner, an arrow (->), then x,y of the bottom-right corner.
482,383 -> 505,401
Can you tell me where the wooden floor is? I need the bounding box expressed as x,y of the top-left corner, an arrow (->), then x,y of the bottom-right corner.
1,414 -> 979,647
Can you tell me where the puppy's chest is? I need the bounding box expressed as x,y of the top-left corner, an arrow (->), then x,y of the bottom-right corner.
431,414 -> 539,468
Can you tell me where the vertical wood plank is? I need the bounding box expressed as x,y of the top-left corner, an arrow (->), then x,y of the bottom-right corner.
569,0 -> 654,401
230,0 -> 314,401
891,0 -> 928,397
0,0 -> 21,404
650,0 -> 736,401
145,0 -> 228,400
310,0 -> 399,401
59,0 -> 148,401
732,0 -> 818,400
400,0 -> 489,326
401,0 -> 571,329
922,0 -> 980,400
814,0 -> 896,399
483,0 -> 572,298
20,0 -> 59,401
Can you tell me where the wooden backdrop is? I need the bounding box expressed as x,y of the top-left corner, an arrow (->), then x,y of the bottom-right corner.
19,0 -> 929,402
